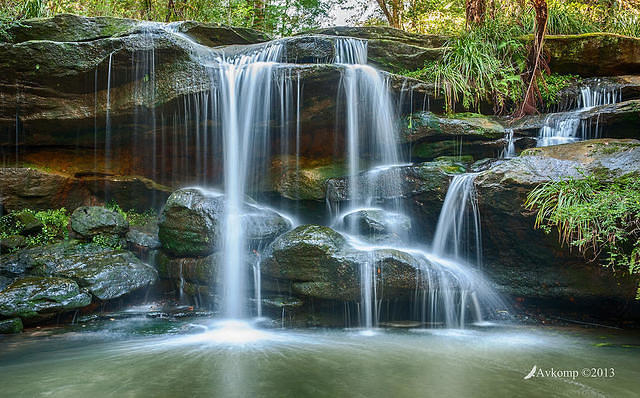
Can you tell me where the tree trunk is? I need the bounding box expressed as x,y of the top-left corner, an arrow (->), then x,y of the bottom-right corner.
253,0 -> 266,31
465,0 -> 486,26
376,0 -> 402,29
517,0 -> 548,116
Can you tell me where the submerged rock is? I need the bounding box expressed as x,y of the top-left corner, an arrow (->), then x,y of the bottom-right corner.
158,188 -> 291,256
0,277 -> 91,319
0,241 -> 158,301
71,206 -> 129,239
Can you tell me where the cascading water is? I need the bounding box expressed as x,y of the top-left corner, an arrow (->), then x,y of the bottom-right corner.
329,39 -> 503,329
432,174 -> 482,266
90,24 -> 505,328
537,80 -> 621,147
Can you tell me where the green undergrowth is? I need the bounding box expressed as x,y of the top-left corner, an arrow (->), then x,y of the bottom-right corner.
525,173 -> 640,299
0,208 -> 69,250
538,73 -> 580,108
106,202 -> 157,227
400,20 -> 527,114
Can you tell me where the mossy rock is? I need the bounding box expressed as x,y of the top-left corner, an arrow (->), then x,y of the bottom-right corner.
543,33 -> 640,77
0,241 -> 158,300
4,14 -> 138,44
158,188 -> 291,257
0,276 -> 91,319
71,206 -> 129,239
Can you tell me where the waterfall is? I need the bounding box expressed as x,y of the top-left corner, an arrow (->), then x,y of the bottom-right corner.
432,174 -> 482,266
500,129 -> 516,159
93,25 -> 506,328
214,44 -> 284,319
538,80 -> 620,147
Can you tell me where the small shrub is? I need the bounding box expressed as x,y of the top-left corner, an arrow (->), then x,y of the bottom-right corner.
91,233 -> 122,249
525,173 -> 640,298
0,208 -> 69,250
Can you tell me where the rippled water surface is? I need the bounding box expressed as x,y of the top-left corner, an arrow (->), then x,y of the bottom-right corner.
1,318 -> 639,397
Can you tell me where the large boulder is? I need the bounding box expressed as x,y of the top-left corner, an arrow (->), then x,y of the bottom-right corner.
326,160 -> 462,240
0,277 -> 91,319
158,188 -> 291,256
261,224 -> 425,301
0,241 -> 158,300
71,206 -> 129,239
475,139 -> 640,302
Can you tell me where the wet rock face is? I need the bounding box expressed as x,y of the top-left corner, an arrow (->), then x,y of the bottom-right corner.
158,188 -> 292,256
261,224 -> 425,301
0,277 -> 91,319
475,139 -> 640,301
326,161 -> 459,240
341,209 -> 411,242
0,241 -> 158,301
71,206 -> 129,239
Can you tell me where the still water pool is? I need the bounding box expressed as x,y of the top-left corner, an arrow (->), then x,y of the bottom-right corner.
0,318 -> 638,397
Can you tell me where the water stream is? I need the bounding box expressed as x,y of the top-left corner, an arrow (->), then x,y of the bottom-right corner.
537,81 -> 621,147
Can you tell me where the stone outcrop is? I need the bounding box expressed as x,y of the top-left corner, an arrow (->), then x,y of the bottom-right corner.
544,33 -> 640,77
475,139 -> 640,302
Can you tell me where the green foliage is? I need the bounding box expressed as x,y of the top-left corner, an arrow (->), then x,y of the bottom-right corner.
525,173 -> 640,298
0,208 -> 69,250
406,20 -> 526,113
538,73 -> 580,107
91,233 -> 122,249
0,0 -> 332,37
105,201 -> 156,226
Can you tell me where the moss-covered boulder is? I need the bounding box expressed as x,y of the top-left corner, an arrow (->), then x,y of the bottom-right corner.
261,224 -> 426,301
0,241 -> 158,300
0,277 -> 91,319
0,317 -> 23,333
544,33 -> 640,77
158,188 -> 291,256
71,206 -> 129,240
3,14 -> 138,44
